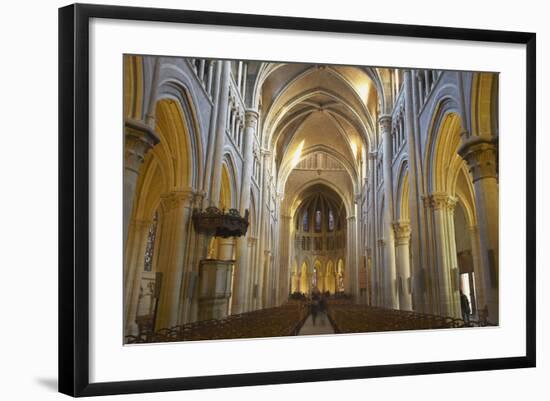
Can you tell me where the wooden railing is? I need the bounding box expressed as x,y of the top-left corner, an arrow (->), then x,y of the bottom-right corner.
125,302 -> 309,344
327,303 -> 490,334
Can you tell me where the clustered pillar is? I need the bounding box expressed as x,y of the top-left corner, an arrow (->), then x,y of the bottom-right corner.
155,190 -> 196,330
123,120 -> 159,250
379,115 -> 399,309
424,193 -> 461,318
393,221 -> 412,311
459,136 -> 499,323
233,109 -> 259,314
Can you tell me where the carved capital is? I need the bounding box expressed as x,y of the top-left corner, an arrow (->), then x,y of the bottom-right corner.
244,109 -> 259,129
458,136 -> 498,182
193,191 -> 207,204
130,218 -> 153,231
423,192 -> 457,211
124,118 -> 160,173
393,220 -> 411,243
378,114 -> 393,135
159,189 -> 195,211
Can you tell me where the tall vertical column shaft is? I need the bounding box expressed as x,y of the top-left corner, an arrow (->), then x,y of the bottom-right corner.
232,110 -> 259,314
459,136 -> 499,323
155,189 -> 195,330
379,115 -> 398,309
393,221 -> 413,311
368,151 -> 379,306
123,121 -> 159,249
403,70 -> 427,313
424,193 -> 461,318
209,61 -> 231,206
124,219 -> 152,336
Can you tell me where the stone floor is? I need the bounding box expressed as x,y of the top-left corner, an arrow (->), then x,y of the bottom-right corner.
297,312 -> 335,335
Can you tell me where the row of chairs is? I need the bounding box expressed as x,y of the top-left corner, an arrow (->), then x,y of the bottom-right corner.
126,303 -> 309,344
327,303 -> 488,334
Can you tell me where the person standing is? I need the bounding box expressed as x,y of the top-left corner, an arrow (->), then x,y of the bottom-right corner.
460,290 -> 471,325
311,291 -> 320,326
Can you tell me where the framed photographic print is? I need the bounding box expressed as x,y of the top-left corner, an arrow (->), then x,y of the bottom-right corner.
58,2 -> 536,397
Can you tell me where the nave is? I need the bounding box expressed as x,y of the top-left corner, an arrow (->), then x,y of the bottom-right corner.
297,313 -> 335,336
123,56 -> 499,343
126,296 -> 488,344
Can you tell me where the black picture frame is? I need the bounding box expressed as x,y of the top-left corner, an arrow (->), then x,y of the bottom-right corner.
58,3 -> 536,397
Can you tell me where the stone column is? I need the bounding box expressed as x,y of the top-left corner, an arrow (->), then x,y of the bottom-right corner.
255,150 -> 271,309
445,198 -> 461,316
346,216 -> 359,299
393,221 -> 412,311
424,193 -> 461,318
124,219 -> 152,336
379,115 -> 398,309
468,225 -> 485,315
239,110 -> 259,214
209,60 -> 231,206
459,136 -> 499,323
278,214 -> 292,304
368,151 -> 379,306
154,189 -> 195,330
245,236 -> 257,311
377,239 -> 386,306
201,61 -> 222,202
271,213 -> 281,306
123,120 -> 159,248
404,69 -> 427,313
232,110 -> 259,314
180,192 -> 206,324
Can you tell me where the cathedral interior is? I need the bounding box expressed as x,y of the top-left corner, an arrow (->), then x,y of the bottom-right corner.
123,56 -> 499,343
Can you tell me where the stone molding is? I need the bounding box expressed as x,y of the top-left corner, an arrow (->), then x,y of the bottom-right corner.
159,188 -> 196,211
423,192 -> 458,211
458,136 -> 498,182
392,220 -> 411,243
129,218 -> 152,230
244,109 -> 259,129
378,114 -> 393,135
124,118 -> 160,173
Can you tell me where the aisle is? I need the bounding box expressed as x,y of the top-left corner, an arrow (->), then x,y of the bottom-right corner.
297,312 -> 335,335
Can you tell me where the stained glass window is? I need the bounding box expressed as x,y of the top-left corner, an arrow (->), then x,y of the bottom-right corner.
328,209 -> 335,231
315,210 -> 322,232
302,212 -> 309,232
144,211 -> 158,272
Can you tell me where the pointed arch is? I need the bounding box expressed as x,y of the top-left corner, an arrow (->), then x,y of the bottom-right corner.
124,55 -> 144,120
471,72 -> 499,138
220,163 -> 233,210
425,108 -> 464,194
156,76 -> 205,190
